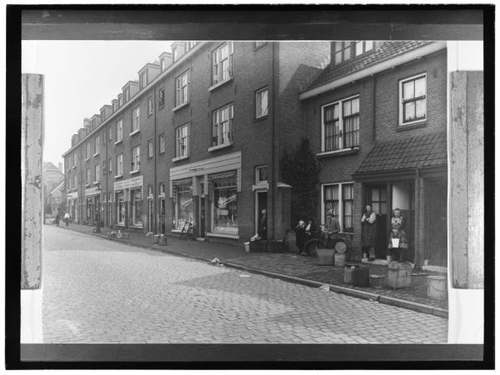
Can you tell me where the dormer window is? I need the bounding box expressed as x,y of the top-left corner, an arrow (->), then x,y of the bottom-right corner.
334,42 -> 353,65
140,71 -> 148,89
172,47 -> 180,62
354,41 -> 374,57
160,58 -> 167,72
124,87 -> 130,102
118,95 -> 123,107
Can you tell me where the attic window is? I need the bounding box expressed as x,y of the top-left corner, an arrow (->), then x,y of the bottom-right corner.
160,58 -> 167,72
334,42 -> 353,65
140,71 -> 148,89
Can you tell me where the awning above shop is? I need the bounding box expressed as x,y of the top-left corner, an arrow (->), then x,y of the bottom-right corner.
353,131 -> 447,181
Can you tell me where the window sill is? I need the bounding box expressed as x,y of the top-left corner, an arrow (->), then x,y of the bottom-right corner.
397,120 -> 427,131
208,77 -> 233,92
206,232 -> 239,240
93,153 -> 99,158
130,169 -> 140,175
129,129 -> 140,136
317,148 -> 359,158
172,155 -> 189,163
208,142 -> 233,152
114,140 -> 123,145
114,175 -> 123,179
172,102 -> 189,112
254,114 -> 269,123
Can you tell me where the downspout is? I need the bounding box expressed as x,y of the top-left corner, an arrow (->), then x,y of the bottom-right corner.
271,42 -> 279,240
153,85 -> 158,233
372,74 -> 377,142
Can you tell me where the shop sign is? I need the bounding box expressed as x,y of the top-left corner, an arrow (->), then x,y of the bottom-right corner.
85,187 -> 101,196
114,175 -> 143,191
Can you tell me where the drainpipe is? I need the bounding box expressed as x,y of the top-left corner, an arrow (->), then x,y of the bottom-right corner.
271,42 -> 279,241
372,75 -> 377,142
153,85 -> 158,233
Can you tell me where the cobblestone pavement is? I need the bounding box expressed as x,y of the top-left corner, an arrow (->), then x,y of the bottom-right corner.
43,225 -> 447,343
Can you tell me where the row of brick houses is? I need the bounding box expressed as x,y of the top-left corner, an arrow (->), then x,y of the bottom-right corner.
63,40 -> 448,269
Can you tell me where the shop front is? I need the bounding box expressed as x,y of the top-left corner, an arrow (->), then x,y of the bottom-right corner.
169,152 -> 241,239
113,175 -> 144,230
66,191 -> 78,223
84,186 -> 101,226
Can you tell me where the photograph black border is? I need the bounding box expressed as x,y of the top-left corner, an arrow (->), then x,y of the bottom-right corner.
6,3 -> 494,369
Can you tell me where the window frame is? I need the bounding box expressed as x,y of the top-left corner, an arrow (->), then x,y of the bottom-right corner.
158,87 -> 166,108
147,96 -> 154,117
321,182 -> 355,233
320,94 -> 360,154
174,123 -> 190,160
255,86 -> 270,120
116,119 -> 123,143
398,72 -> 427,126
147,139 -> 154,159
115,153 -> 124,177
211,41 -> 234,87
334,41 -> 354,65
158,133 -> 166,154
255,165 -> 269,184
210,103 -> 234,149
174,69 -> 190,109
131,106 -> 141,134
131,145 -> 141,173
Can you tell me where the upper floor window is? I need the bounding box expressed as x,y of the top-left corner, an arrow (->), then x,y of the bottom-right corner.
131,107 -> 140,133
140,71 -> 147,89
334,41 -> 353,65
175,70 -> 189,107
94,135 -> 100,155
322,95 -> 360,152
116,154 -> 123,176
131,145 -> 140,172
94,164 -> 100,182
116,120 -> 123,142
354,41 -> 374,56
147,139 -> 154,158
158,133 -> 166,154
86,168 -> 91,185
158,88 -> 165,107
108,126 -> 113,142
124,87 -> 130,102
255,87 -> 269,119
399,73 -> 427,125
175,124 -> 190,158
255,41 -> 267,49
212,42 -> 234,85
147,96 -> 153,116
86,142 -> 91,159
255,165 -> 268,184
160,58 -> 167,72
211,103 -> 234,147
108,158 -> 113,174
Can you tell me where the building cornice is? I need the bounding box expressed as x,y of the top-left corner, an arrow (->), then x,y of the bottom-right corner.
299,41 -> 447,101
62,42 -> 208,158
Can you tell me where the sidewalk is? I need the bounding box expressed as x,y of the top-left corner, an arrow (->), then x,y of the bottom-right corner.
54,223 -> 448,316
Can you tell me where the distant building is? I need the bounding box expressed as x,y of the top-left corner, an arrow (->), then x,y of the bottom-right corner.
43,161 -> 64,216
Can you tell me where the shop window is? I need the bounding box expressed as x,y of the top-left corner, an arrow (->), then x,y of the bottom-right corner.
211,104 -> 233,147
322,182 -> 354,233
322,95 -> 359,152
130,188 -> 143,227
175,70 -> 189,107
255,87 -> 269,119
173,183 -> 193,230
212,42 -> 234,86
175,124 -> 190,158
211,173 -> 238,236
399,73 -> 427,125
116,191 -> 125,225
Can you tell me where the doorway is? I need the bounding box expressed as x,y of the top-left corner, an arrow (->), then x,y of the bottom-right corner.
199,196 -> 206,237
255,191 -> 268,239
424,177 -> 447,266
366,185 -> 388,259
159,197 -> 166,234
147,198 -> 154,233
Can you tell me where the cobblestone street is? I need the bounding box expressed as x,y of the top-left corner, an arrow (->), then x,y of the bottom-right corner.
42,225 -> 447,343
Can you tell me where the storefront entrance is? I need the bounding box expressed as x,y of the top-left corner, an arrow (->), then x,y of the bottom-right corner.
255,191 -> 267,239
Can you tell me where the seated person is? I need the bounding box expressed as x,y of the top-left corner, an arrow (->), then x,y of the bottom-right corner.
321,209 -> 341,249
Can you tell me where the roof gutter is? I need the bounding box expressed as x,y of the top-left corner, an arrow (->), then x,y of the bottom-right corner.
299,41 -> 447,101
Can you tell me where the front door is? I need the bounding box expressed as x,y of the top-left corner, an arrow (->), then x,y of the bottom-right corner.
255,191 -> 268,239
424,177 -> 447,266
366,185 -> 388,259
199,196 -> 206,237
159,198 -> 166,234
147,199 -> 154,232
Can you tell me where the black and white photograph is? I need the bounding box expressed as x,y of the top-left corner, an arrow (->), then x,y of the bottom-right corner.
8,5 -> 491,368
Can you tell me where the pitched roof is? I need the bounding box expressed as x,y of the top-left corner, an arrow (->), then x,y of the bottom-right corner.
307,41 -> 434,91
354,132 -> 447,176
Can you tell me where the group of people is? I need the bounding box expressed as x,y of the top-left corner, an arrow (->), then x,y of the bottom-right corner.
361,204 -> 408,262
294,204 -> 408,261
54,211 -> 71,227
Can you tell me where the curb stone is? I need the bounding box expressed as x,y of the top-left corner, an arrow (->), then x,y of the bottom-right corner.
60,226 -> 448,318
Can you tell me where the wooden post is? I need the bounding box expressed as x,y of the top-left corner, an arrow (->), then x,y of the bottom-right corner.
449,71 -> 484,289
21,74 -> 44,342
413,173 -> 425,267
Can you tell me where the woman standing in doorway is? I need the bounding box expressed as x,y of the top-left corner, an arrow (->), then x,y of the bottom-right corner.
361,204 -> 377,260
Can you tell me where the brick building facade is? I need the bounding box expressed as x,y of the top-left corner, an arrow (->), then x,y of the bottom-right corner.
300,41 -> 448,269
63,41 -> 329,243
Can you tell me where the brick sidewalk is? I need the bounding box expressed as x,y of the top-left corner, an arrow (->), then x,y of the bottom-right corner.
53,222 -> 448,314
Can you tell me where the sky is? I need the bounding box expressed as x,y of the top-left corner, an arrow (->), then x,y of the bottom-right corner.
22,41 -> 172,167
